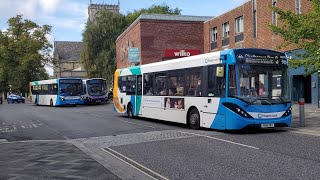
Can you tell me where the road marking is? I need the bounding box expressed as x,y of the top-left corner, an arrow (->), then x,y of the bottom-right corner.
13,126 -> 17,130
21,125 -> 25,129
32,124 -> 37,128
118,119 -> 155,129
102,148 -> 169,180
179,131 -> 260,150
290,130 -> 320,137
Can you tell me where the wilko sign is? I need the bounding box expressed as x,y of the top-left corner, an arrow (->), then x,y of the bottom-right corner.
164,49 -> 200,58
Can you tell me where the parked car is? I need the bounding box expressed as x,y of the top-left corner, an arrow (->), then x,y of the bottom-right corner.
0,96 -> 2,104
7,94 -> 25,104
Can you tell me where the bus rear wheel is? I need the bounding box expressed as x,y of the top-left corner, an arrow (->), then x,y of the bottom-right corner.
188,108 -> 200,130
127,104 -> 134,118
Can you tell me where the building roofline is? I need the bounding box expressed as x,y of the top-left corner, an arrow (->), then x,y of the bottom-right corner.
116,13 -> 213,42
204,0 -> 251,23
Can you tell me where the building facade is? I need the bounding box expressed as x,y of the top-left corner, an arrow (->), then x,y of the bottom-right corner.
53,41 -> 86,78
116,14 -> 212,69
88,2 -> 120,22
204,0 -> 317,106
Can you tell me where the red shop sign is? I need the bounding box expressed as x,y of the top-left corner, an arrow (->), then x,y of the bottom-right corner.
164,49 -> 201,58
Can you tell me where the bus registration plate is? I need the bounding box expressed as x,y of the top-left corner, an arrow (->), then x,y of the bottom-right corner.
261,123 -> 275,128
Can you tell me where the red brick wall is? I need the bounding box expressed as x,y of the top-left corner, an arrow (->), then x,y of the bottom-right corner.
116,22 -> 141,69
140,20 -> 204,65
116,20 -> 204,68
204,0 -> 313,53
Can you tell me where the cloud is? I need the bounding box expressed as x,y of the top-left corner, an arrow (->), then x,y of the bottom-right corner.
38,0 -> 61,15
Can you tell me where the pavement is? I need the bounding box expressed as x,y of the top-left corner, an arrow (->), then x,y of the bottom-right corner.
290,103 -> 320,136
0,140 -> 120,180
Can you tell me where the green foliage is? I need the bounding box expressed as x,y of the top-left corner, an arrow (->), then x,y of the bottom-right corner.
0,15 -> 51,94
270,0 -> 320,74
81,4 -> 181,84
81,11 -> 127,83
126,3 -> 181,24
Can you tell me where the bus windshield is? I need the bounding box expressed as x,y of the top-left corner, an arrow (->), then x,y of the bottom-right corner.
87,80 -> 107,96
59,79 -> 83,96
229,65 -> 290,104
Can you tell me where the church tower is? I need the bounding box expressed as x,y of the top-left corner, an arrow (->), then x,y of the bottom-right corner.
88,0 -> 120,22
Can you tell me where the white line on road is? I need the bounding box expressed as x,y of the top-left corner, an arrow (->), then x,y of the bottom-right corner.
21,125 -> 25,129
118,119 -> 155,129
102,148 -> 169,180
32,124 -> 37,128
13,126 -> 17,130
179,131 -> 260,150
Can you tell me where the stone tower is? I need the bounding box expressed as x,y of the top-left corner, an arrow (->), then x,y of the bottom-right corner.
88,0 -> 120,22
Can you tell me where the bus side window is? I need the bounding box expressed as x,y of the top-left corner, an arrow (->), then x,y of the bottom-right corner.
144,74 -> 154,96
186,68 -> 202,97
126,75 -> 136,95
154,73 -> 167,96
208,65 -> 225,97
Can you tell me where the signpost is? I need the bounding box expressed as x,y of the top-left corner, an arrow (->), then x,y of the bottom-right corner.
128,48 -> 140,63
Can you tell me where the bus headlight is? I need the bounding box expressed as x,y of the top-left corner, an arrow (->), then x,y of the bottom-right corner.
281,107 -> 292,117
223,102 -> 253,118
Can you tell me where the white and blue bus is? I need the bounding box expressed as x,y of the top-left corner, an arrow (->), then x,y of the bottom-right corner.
83,78 -> 108,104
113,48 -> 292,130
30,78 -> 85,106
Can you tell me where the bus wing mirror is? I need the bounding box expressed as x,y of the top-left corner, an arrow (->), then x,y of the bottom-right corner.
216,67 -> 224,77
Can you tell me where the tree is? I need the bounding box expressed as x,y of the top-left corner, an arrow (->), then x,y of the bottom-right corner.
270,0 -> 320,74
126,3 -> 181,24
81,4 -> 181,84
0,15 -> 51,94
81,11 -> 127,83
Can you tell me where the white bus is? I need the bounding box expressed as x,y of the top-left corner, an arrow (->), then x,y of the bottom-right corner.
113,48 -> 292,130
83,78 -> 108,104
30,78 -> 85,106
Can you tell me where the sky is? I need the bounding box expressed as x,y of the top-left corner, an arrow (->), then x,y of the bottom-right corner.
0,0 -> 249,74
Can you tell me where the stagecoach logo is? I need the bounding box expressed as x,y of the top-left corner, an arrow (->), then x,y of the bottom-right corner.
257,113 -> 278,119
236,54 -> 244,60
205,57 -> 219,63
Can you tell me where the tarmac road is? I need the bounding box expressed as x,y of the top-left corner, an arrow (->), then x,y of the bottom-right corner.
1,102 -> 320,179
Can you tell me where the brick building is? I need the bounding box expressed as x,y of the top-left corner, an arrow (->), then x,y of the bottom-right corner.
204,0 -> 317,106
116,14 -> 212,69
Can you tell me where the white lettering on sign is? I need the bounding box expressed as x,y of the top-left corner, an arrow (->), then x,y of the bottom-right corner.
174,50 -> 191,57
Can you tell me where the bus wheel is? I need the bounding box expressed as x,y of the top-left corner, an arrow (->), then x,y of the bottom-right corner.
50,99 -> 53,107
188,108 -> 200,130
127,104 -> 134,118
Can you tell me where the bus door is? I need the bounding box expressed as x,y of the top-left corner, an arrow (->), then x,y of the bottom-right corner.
135,75 -> 142,115
202,65 -> 226,129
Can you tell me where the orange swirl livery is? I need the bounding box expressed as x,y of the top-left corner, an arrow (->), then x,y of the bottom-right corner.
113,69 -> 125,113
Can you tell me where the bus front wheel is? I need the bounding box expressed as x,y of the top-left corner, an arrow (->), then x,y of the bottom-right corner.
127,104 -> 134,118
188,108 -> 200,130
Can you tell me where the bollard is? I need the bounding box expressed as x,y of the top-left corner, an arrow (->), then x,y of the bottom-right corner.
299,98 -> 305,127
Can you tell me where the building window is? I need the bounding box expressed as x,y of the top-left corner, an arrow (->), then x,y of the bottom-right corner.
222,22 -> 230,38
295,0 -> 301,14
210,27 -> 218,50
211,27 -> 218,42
272,0 -> 277,25
235,16 -> 244,34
